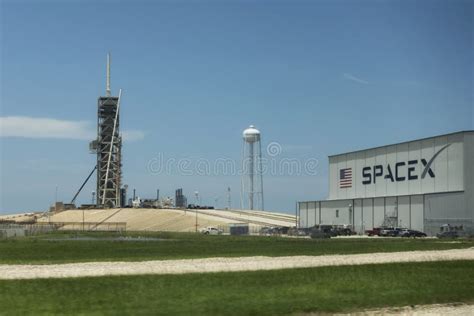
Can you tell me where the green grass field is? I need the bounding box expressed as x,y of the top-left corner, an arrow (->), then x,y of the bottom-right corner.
0,231 -> 472,264
1,261 -> 473,315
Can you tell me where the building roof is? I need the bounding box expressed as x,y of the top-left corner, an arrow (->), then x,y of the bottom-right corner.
328,130 -> 474,158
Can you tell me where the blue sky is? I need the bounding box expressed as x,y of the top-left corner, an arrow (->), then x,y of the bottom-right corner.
1,0 -> 472,214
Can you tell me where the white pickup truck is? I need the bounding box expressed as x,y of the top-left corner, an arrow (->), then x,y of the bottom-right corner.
200,226 -> 223,235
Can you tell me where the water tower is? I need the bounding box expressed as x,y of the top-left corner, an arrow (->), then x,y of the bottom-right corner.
241,125 -> 264,211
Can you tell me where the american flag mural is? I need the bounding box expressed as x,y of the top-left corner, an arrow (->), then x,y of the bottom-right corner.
339,168 -> 352,188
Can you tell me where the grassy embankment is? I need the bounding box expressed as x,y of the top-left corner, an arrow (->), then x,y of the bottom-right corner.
0,261 -> 473,315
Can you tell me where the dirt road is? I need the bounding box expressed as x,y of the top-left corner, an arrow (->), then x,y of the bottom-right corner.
0,248 -> 472,280
350,303 -> 474,315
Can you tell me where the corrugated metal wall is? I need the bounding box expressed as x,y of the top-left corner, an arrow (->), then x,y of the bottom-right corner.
299,194 -> 427,233
464,133 -> 474,225
423,192 -> 468,235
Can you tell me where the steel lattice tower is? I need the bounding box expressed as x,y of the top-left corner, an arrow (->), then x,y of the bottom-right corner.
93,54 -> 122,208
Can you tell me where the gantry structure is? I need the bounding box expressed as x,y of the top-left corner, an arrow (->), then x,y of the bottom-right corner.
91,54 -> 122,208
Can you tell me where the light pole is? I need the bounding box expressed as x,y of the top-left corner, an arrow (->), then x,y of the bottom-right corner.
348,203 -> 353,228
91,191 -> 96,205
394,200 -> 399,228
227,187 -> 231,210
194,191 -> 199,232
214,196 -> 219,209
55,185 -> 58,204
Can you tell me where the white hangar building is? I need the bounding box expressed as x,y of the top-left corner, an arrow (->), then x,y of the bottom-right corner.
298,131 -> 474,235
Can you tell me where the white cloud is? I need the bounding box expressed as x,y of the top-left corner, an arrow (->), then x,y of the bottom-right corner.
0,116 -> 94,140
0,116 -> 144,142
122,130 -> 145,142
343,73 -> 369,85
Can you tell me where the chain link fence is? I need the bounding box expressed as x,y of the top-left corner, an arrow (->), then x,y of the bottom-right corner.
0,222 -> 127,239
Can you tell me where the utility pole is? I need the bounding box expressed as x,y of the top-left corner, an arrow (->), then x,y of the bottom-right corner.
194,191 -> 199,232
295,201 -> 298,229
55,185 -> 58,204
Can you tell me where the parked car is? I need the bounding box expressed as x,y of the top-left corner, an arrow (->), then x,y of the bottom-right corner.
310,229 -> 331,239
400,229 -> 427,238
380,227 -> 403,237
379,227 -> 392,236
318,225 -> 338,237
437,231 -> 459,239
365,227 -> 382,236
200,227 -> 223,235
259,226 -> 274,236
334,226 -> 354,236
287,227 -> 309,236
274,226 -> 290,235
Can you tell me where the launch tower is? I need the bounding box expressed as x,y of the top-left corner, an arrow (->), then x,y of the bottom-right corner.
90,54 -> 122,208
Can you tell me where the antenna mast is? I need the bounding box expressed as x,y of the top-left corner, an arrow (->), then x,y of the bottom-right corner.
106,53 -> 111,97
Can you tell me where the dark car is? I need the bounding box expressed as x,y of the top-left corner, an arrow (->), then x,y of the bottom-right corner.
437,231 -> 459,239
400,229 -> 427,237
319,225 -> 338,237
310,229 -> 331,239
276,226 -> 290,235
334,226 -> 354,236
